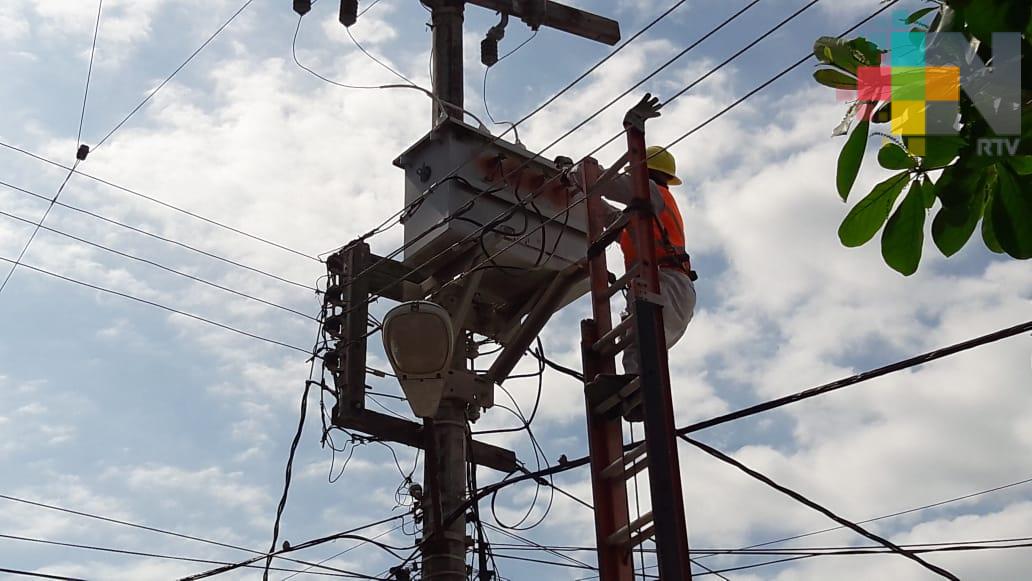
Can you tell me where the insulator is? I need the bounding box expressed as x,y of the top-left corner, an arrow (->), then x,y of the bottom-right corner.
293,0 -> 311,16
481,37 -> 498,67
339,0 -> 358,26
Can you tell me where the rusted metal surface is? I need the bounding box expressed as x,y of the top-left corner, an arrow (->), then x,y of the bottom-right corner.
625,125 -> 693,580
580,158 -> 634,581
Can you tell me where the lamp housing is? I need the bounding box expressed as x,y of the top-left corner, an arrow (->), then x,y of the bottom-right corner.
382,301 -> 454,418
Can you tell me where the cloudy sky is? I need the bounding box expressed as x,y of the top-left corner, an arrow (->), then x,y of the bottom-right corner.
0,0 -> 1029,579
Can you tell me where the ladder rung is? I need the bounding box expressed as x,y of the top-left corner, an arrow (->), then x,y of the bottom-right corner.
605,264 -> 640,299
626,524 -> 656,550
592,315 -> 634,356
606,511 -> 654,548
592,377 -> 640,417
600,440 -> 647,480
586,214 -> 630,259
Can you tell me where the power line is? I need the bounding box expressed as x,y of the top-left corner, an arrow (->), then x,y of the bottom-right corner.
0,533 -> 365,578
0,141 -> 321,264
681,436 -> 960,580
0,177 -> 317,291
264,381 -> 315,580
0,0 -> 103,296
688,540 -> 1032,578
178,515 -> 407,580
0,568 -> 85,581
0,207 -> 318,321
676,320 -> 1032,437
278,524 -> 406,581
91,0 -> 256,151
75,0 -> 104,146
0,256 -> 311,354
707,475 -> 1032,559
483,30 -> 539,131
0,492 -> 358,577
452,316 -> 1030,534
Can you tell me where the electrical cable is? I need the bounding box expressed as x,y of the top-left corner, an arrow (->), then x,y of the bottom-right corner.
677,319 -> 1032,437
680,436 -> 960,581
449,315 -> 1030,536
263,380 -> 314,580
0,256 -> 312,354
0,568 -> 85,581
0,175 -> 317,290
0,142 -> 321,264
703,474 -> 1032,559
292,8 -> 492,130
0,533 -> 362,578
0,208 -> 317,321
482,522 -> 595,572
178,514 -> 408,580
346,27 -> 419,88
0,0 -> 102,296
483,30 -> 538,136
0,163 -> 77,296
0,493 -> 366,577
75,0 -> 103,147
91,0 -> 255,151
278,524 -> 406,581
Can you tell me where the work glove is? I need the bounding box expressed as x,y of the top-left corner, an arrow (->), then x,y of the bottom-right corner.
623,93 -> 662,132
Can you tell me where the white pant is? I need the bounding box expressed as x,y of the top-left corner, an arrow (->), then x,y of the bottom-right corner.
622,269 -> 696,375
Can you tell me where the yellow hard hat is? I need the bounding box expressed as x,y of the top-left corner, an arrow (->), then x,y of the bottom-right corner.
645,146 -> 681,185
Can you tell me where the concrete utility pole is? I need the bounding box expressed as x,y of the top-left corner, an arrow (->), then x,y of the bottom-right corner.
413,2 -> 619,579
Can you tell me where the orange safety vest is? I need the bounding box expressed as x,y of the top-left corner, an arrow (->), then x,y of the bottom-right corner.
618,183 -> 689,273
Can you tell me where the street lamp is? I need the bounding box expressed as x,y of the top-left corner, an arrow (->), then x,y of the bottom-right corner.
382,301 -> 455,418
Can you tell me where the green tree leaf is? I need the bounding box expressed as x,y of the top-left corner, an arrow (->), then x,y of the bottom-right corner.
921,175 -> 936,208
881,182 -> 926,275
839,172 -> 910,247
982,179 -> 1005,254
837,120 -> 870,200
906,7 -> 939,24
961,0 -> 1028,44
813,37 -> 881,75
847,37 -> 882,67
990,167 -> 1032,258
814,68 -> 858,89
920,136 -> 966,169
1007,156 -> 1032,175
931,171 -> 989,257
878,143 -> 917,170
933,161 -> 981,207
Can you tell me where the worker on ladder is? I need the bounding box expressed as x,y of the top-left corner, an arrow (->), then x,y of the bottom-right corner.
584,95 -> 697,417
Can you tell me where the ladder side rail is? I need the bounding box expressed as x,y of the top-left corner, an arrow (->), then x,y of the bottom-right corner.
580,158 -> 634,581
625,125 -> 694,580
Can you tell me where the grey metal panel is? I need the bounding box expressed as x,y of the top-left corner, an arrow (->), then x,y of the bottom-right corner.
394,118 -> 590,317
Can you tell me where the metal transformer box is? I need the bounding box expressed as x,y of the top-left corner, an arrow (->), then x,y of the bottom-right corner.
393,119 -> 589,332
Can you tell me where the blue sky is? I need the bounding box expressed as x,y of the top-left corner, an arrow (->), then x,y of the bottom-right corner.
1,0 -> 1030,579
